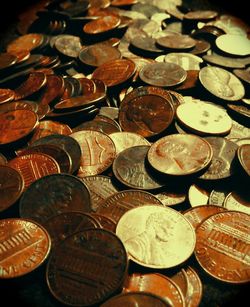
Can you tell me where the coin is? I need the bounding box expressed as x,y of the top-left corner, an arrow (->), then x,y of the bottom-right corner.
190,40 -> 211,55
38,74 -> 65,105
92,59 -> 136,87
81,175 -> 119,211
0,53 -> 17,70
195,211 -> 250,283
97,190 -> 163,223
185,267 -> 203,307
0,153 -> 7,165
199,66 -> 245,101
169,269 -> 188,301
6,33 -> 44,53
164,52 -> 203,71
0,89 -> 15,104
113,145 -> 163,190
70,130 -> 116,177
139,62 -> 187,87
0,100 -> 38,113
223,191 -> 250,214
148,134 -> 213,176
237,144 -> 250,176
183,205 -> 226,229
83,15 -> 121,34
130,36 -> 163,54
119,86 -> 175,138
0,109 -> 38,146
54,34 -> 82,58
203,53 -> 246,69
154,188 -> 187,206
157,35 -> 196,50
46,229 -> 128,306
116,205 -> 196,269
184,10 -> 218,20
90,213 -> 116,232
209,189 -> 230,207
216,34 -> 250,56
0,166 -> 24,213
227,104 -> 250,121
233,68 -> 250,85
188,184 -> 210,207
0,218 -> 51,279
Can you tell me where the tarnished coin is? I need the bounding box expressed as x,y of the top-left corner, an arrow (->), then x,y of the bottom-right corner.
164,52 -> 203,71
70,130 -> 116,177
0,100 -> 38,114
0,166 -> 24,212
90,213 -> 116,232
54,35 -> 82,58
154,187 -> 187,207
92,59 -> 136,87
130,36 -> 163,54
176,102 -> 232,136
0,218 -> 51,279
157,35 -> 196,50
97,190 -> 163,223
0,53 -> 17,70
184,10 -> 218,20
81,175 -> 119,211
199,66 -> 245,101
148,134 -> 213,176
237,144 -> 250,176
20,173 -> 91,224
0,153 -> 7,165
6,33 -> 44,53
190,40 -> 211,55
119,86 -> 175,138
188,184 -> 210,207
139,62 -> 187,87
83,15 -> 121,34
233,68 -> 250,85
8,153 -> 60,189
46,229 -> 128,306
195,211 -> 250,283
123,273 -> 185,307
113,145 -> 163,190
174,70 -> 199,91
0,109 -> 38,146
0,89 -> 15,104
216,34 -> 250,56
203,53 -> 246,69
43,212 -> 100,247
183,205 -> 226,229
38,74 -> 65,106
116,205 -> 196,269
200,137 -> 238,180
223,191 -> 250,214
185,267 -> 203,307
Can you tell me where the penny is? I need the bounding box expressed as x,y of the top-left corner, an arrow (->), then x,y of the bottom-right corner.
234,138 -> 250,146
73,119 -> 120,135
190,40 -> 211,55
116,205 -> 196,269
0,100 -> 38,113
185,267 -> 203,307
111,0 -> 138,6
54,34 -> 82,58
97,190 -> 163,223
199,137 -> 238,180
184,10 -> 218,20
0,53 -> 17,70
32,134 -> 81,174
43,211 -> 100,247
110,132 -> 150,155
169,269 -> 188,300
46,229 -> 128,306
8,50 -> 30,63
0,89 -> 15,104
203,53 -> 246,69
94,114 -> 121,131
195,211 -> 250,283
90,213 -> 116,232
0,109 -> 38,146
130,36 -> 163,54
148,134 -> 213,176
157,35 -> 196,50
113,145 -> 163,190
0,218 -> 51,279
233,68 -> 250,85
123,273 -> 185,306
18,144 -> 72,173
183,205 -> 226,229
101,292 -> 169,306
6,33 -> 44,53
237,144 -> 250,176
174,70 -> 199,91
8,153 -> 60,189
83,15 -> 121,34
0,153 -> 7,165
79,43 -> 121,67
92,59 -> 136,87
154,187 -> 187,206
139,62 -> 187,87
227,104 -> 250,121
188,184 -> 210,207
119,86 -> 174,138
209,189 -> 230,207
0,166 -> 24,212
81,175 -> 119,211
70,130 -> 116,177
199,66 -> 245,101
99,106 -> 119,120
14,72 -> 47,101
216,34 -> 250,56
223,191 -> 250,214
38,74 -> 65,105
164,52 -> 203,71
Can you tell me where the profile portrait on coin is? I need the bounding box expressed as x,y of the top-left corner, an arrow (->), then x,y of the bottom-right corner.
125,212 -> 174,266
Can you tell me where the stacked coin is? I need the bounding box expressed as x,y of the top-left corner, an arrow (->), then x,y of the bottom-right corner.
0,0 -> 249,306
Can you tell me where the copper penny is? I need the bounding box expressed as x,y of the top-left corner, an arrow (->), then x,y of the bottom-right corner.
14,72 -> 47,101
8,50 -> 30,63
90,213 -> 116,232
0,89 -> 15,104
0,109 -> 38,146
174,70 -> 199,90
0,218 -> 51,279
139,62 -> 187,87
199,66 -> 245,101
130,36 -> 163,54
119,86 -> 174,138
227,104 -> 250,121
183,205 -> 226,229
237,144 -> 250,176
154,187 -> 187,206
190,40 -> 211,55
101,292 -> 169,306
43,212 -> 100,247
54,35 -> 82,58
157,35 -> 196,50
0,153 -> 7,165
79,43 -> 121,67
73,119 -> 119,135
8,153 -> 60,189
185,267 -> 203,307
70,130 -> 116,177
83,15 -> 121,34
123,273 -> 185,306
0,53 -> 17,70
0,100 -> 38,114
148,134 -> 213,176
233,68 -> 250,85
32,134 -> 81,174
6,33 -> 44,53
195,211 -> 250,283
169,269 -> 188,300
113,145 -> 163,190
38,74 -> 65,105
20,173 -> 91,224
184,10 -> 218,20
116,205 -> 196,269
0,166 -> 24,212
199,137 -> 238,180
81,175 -> 119,211
97,189 -> 163,223
46,229 -> 128,306
223,191 -> 250,215
92,59 -> 136,87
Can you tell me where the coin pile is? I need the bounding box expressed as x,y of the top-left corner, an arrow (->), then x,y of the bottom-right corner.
0,0 -> 250,306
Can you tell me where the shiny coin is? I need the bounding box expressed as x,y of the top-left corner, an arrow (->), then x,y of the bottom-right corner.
116,205 -> 196,269
54,35 -> 82,58
157,34 -> 196,50
83,15 -> 121,34
185,267 -> 203,307
216,34 -> 250,56
237,144 -> 250,176
188,184 -> 210,207
0,53 -> 17,70
223,191 -> 250,214
0,89 -> 15,104
6,33 -> 44,53
164,52 -> 203,71
209,189 -> 229,207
